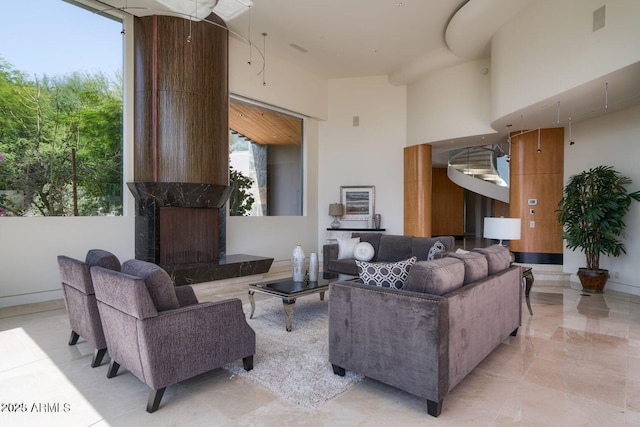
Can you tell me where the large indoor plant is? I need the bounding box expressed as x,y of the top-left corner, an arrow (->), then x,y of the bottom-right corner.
557,165 -> 640,292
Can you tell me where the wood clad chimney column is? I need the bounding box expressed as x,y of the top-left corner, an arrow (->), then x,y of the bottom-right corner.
133,14 -> 229,185
404,144 -> 432,237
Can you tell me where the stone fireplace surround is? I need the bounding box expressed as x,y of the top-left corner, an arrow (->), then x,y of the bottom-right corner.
128,182 -> 273,285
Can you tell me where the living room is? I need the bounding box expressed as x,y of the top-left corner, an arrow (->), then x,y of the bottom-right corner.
1,0 -> 640,424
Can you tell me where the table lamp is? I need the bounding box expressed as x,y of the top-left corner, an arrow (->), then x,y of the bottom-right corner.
329,203 -> 344,229
483,217 -> 521,246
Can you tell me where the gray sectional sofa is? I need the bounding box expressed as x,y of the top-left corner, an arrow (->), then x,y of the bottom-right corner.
328,244 -> 521,417
323,233 -> 456,277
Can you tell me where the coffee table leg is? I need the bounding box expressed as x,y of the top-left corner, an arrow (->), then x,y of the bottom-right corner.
283,299 -> 296,332
320,291 -> 325,301
248,290 -> 256,319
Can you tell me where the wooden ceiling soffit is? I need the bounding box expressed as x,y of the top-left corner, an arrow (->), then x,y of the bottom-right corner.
230,100 -> 302,146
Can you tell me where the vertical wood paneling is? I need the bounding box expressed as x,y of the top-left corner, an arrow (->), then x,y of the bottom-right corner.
134,14 -> 228,185
404,144 -> 432,237
509,128 -> 564,254
159,207 -> 218,265
432,168 -> 464,236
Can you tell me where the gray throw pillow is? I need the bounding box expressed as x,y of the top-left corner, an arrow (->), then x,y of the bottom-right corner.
356,256 -> 417,289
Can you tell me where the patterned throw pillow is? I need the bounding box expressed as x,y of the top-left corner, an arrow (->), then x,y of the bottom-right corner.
427,241 -> 446,260
356,256 -> 417,289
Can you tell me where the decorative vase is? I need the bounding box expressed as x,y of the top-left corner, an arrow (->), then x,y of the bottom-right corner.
292,245 -> 306,282
373,213 -> 381,229
309,252 -> 319,282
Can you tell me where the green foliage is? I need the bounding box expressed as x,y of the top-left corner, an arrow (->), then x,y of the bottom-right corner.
557,165 -> 640,270
229,166 -> 255,216
0,60 -> 122,216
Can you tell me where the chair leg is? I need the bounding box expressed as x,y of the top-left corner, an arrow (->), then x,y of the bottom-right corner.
332,364 -> 345,376
510,327 -> 519,337
68,331 -> 80,346
91,348 -> 107,368
106,359 -> 120,378
427,399 -> 443,417
146,387 -> 166,413
243,355 -> 254,371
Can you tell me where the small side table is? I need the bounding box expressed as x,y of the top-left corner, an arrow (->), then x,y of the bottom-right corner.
522,267 -> 534,315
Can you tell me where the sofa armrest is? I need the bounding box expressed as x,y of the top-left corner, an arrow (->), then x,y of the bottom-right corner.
323,244 -> 339,272
137,298 -> 256,389
445,265 -> 521,389
328,281 -> 449,403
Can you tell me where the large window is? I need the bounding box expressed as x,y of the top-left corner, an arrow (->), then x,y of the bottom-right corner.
0,0 -> 123,216
229,98 -> 303,216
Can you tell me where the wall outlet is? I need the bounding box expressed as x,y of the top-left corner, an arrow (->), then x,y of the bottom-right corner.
530,221 -> 535,228
614,271 -> 620,279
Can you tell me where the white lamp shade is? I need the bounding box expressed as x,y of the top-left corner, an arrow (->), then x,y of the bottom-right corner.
483,217 -> 521,241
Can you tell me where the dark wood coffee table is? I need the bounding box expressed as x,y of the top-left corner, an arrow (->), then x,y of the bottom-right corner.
247,276 -> 341,331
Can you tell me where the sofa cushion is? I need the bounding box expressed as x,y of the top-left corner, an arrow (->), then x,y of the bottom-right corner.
337,237 -> 360,259
472,245 -> 512,275
447,252 -> 488,284
121,260 -> 180,312
327,259 -> 359,276
353,242 -> 375,261
411,236 -> 456,261
376,235 -> 413,262
356,256 -> 417,289
404,257 -> 465,296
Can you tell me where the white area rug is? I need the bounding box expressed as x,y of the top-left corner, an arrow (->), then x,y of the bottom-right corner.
224,295 -> 363,409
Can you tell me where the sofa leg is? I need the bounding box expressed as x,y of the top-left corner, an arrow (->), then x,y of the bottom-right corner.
91,348 -> 107,368
243,355 -> 254,371
510,327 -> 519,337
332,364 -> 345,376
68,331 -> 80,346
427,399 -> 443,417
146,387 -> 166,413
106,359 -> 120,378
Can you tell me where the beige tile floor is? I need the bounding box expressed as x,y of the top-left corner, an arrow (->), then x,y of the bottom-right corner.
2,276 -> 640,426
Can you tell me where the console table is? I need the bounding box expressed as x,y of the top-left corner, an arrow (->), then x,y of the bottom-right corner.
325,228 -> 386,243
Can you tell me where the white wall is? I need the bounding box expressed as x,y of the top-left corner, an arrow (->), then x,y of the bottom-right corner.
491,0 -> 640,121
563,104 -> 640,295
406,58 -> 495,145
228,36 -> 328,268
318,76 -> 407,252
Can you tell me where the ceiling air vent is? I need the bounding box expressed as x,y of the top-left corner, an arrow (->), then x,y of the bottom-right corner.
289,43 -> 309,54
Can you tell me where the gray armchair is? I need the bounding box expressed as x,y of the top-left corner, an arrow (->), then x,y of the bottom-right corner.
90,259 -> 256,413
57,249 -> 121,367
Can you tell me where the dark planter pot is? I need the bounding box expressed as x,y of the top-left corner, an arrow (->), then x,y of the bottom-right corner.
577,268 -> 610,293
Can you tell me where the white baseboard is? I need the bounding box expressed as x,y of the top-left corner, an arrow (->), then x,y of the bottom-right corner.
0,289 -> 64,308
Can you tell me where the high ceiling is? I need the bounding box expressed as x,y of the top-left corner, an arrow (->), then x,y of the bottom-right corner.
94,0 -> 640,161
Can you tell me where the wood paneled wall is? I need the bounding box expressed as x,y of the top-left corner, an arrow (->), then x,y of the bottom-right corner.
432,168 -> 464,236
404,144 -> 432,237
134,14 -> 229,185
509,128 -> 564,255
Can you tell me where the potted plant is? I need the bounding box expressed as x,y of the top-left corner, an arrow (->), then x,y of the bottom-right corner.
557,165 -> 640,292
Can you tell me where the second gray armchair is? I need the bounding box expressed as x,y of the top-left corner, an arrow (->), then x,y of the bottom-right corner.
90,259 -> 256,413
